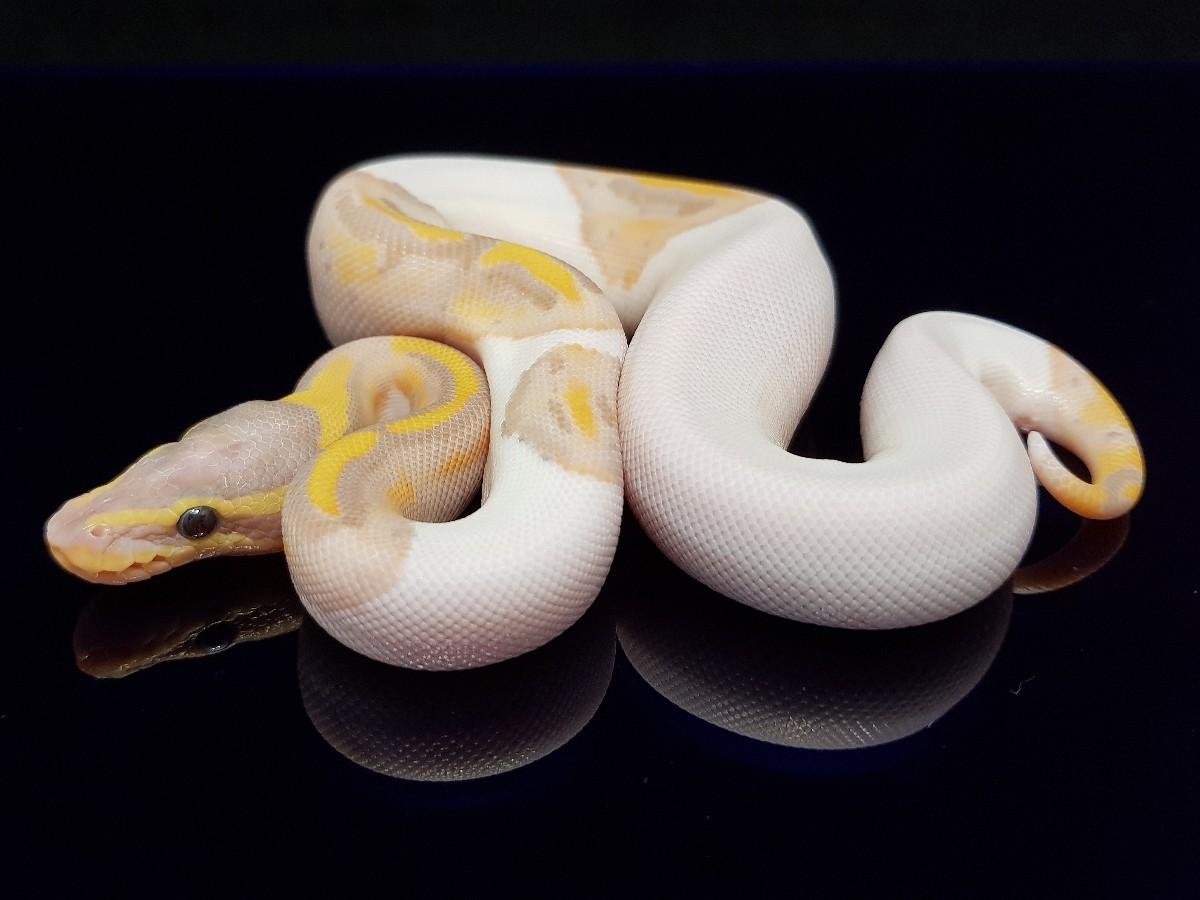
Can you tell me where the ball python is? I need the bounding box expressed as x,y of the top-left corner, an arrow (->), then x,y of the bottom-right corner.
45,154 -> 1146,670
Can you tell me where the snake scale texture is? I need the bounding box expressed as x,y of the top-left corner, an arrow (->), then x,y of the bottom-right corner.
45,155 -> 1146,670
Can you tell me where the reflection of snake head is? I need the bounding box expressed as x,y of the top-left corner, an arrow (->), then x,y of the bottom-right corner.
45,401 -> 313,585
73,555 -> 304,677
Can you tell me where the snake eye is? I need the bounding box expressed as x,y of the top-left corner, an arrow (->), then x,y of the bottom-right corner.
177,506 -> 220,540
193,621 -> 239,653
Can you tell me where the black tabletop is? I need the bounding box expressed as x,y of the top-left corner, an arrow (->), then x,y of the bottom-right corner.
5,66 -> 1197,897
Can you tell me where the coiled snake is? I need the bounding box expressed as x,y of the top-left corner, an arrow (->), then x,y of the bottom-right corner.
45,155 -> 1145,670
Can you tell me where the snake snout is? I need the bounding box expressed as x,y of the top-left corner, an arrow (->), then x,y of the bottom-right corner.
44,502 -> 178,585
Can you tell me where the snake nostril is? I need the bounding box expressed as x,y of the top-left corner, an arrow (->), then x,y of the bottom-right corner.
88,524 -> 107,539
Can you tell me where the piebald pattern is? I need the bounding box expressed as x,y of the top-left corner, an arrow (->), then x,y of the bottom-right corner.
46,155 -> 1145,669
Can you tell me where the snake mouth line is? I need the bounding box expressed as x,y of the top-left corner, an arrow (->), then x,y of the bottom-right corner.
48,544 -> 175,585
102,558 -> 174,584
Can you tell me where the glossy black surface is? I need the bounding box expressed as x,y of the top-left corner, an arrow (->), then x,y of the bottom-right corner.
6,67 -> 1197,896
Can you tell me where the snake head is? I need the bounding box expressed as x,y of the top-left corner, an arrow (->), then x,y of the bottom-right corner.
45,401 -> 313,585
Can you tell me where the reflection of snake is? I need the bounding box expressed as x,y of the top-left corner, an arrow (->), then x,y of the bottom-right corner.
73,556 -> 304,678
45,155 -> 1145,670
618,577 -> 1012,751
299,602 -> 615,781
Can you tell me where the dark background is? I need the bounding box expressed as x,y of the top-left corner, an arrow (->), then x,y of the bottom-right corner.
4,7 -> 1199,898
3,1 -> 1198,65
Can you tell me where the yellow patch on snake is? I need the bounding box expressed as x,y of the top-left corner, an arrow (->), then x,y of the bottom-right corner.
502,345 -> 621,483
308,431 -> 379,517
447,240 -> 615,340
327,231 -> 383,287
481,243 -> 582,303
562,382 -> 599,439
282,356 -> 354,446
386,474 -> 418,517
1046,346 -> 1145,515
344,171 -> 466,243
560,164 -> 766,290
438,447 -> 482,476
628,172 -> 753,198
384,337 -> 480,436
360,192 -> 466,243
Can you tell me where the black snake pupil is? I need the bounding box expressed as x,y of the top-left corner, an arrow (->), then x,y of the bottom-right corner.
177,506 -> 219,540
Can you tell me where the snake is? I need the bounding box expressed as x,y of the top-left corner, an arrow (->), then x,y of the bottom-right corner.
44,154 -> 1146,671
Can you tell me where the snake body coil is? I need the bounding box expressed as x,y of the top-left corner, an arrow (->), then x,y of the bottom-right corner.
45,155 -> 1145,670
